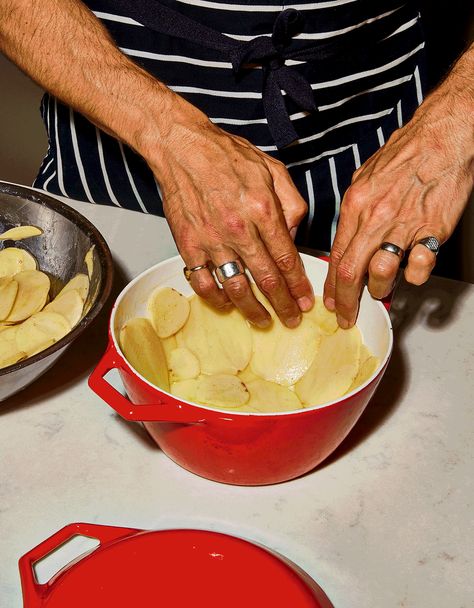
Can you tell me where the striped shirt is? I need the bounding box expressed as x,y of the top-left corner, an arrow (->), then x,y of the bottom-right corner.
33,0 -> 426,251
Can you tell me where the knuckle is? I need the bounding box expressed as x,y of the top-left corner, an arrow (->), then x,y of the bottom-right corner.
274,251 -> 299,274
250,196 -> 273,219
224,215 -> 246,238
193,278 -> 215,299
370,258 -> 396,281
336,261 -> 358,285
259,274 -> 282,295
330,244 -> 346,265
343,184 -> 365,212
225,277 -> 249,300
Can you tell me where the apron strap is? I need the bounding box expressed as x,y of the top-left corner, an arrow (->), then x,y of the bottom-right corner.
109,1 -> 413,148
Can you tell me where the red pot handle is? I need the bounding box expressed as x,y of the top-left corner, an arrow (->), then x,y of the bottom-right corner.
88,342 -> 207,423
19,523 -> 138,607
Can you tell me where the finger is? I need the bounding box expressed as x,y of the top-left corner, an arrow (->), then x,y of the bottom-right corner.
182,249 -> 231,310
404,242 -> 437,285
237,237 -> 305,328
258,225 -> 314,315
333,233 -> 381,328
323,192 -> 359,312
211,246 -> 272,328
367,237 -> 406,300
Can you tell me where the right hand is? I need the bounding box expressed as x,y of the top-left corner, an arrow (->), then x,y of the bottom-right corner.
146,101 -> 314,329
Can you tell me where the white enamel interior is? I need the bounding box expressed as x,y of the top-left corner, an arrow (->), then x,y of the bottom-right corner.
111,254 -> 393,413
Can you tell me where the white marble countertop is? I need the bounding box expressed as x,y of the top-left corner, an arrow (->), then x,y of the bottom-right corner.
1,195 -> 473,607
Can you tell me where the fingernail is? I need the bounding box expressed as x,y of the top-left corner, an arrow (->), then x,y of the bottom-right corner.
337,315 -> 350,329
253,317 -> 272,329
297,296 -> 314,312
324,297 -> 335,311
290,227 -> 298,240
286,315 -> 301,329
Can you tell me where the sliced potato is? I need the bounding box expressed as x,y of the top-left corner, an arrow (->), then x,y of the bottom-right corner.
304,296 -> 338,335
6,270 -> 50,323
148,287 -> 190,338
238,365 -> 259,384
0,225 -> 42,240
0,247 -> 37,278
174,329 -> 186,349
249,316 -> 321,386
120,317 -> 169,391
170,378 -> 198,402
168,347 -> 200,381
161,334 -> 177,363
347,344 -> 380,393
44,289 -> 84,328
295,326 -> 362,406
245,379 -> 302,413
16,311 -> 70,357
0,326 -> 26,368
0,276 -> 18,321
182,296 -> 252,375
196,374 -> 249,408
84,245 -> 95,278
58,273 -> 89,302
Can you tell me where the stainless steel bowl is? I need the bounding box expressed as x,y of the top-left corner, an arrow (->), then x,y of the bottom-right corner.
0,182 -> 113,401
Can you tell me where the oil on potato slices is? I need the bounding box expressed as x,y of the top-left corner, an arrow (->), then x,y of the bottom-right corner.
120,285 -> 380,413
0,226 -> 94,369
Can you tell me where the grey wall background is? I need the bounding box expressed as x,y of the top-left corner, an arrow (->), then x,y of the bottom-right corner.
0,11 -> 473,282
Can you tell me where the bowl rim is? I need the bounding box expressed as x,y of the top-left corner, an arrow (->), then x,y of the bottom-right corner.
110,253 -> 394,416
0,182 -> 114,377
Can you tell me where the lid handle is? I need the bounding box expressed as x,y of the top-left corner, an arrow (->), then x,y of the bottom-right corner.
19,523 -> 138,606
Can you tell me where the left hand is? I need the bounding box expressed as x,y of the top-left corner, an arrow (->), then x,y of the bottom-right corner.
323,56 -> 474,328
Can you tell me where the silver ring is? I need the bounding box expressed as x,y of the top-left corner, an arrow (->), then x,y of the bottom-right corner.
183,262 -> 213,282
215,260 -> 245,284
379,242 -> 405,259
416,236 -> 440,256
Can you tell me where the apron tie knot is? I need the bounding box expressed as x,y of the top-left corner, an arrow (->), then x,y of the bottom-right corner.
229,9 -> 317,148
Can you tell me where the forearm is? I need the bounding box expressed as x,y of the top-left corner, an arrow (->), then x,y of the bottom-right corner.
410,42 -> 474,176
0,0 -> 207,165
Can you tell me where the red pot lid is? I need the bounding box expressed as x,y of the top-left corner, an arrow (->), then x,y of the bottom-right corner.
20,524 -> 333,608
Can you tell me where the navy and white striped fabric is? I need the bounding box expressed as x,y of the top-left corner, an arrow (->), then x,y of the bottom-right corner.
33,0 -> 426,252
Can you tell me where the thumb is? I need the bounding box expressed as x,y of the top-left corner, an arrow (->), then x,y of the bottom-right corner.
268,161 -> 308,237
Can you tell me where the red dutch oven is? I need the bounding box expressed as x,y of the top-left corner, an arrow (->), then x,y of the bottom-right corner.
19,523 -> 334,607
89,254 -> 392,486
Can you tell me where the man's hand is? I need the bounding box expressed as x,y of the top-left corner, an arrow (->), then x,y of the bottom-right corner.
0,0 -> 314,329
324,44 -> 474,328
144,101 -> 314,329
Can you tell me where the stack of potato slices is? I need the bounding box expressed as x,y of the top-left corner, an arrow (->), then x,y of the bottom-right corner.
0,226 -> 92,369
120,284 -> 380,413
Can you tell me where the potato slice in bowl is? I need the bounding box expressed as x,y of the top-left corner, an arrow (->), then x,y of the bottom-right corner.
181,296 -> 252,375
168,347 -> 200,381
170,378 -> 199,402
5,270 -> 50,323
0,247 -> 37,278
0,225 -> 42,240
148,286 -> 190,338
44,289 -> 84,328
16,311 -> 71,357
347,344 -> 380,393
249,315 -> 321,386
0,326 -> 26,368
244,379 -> 302,413
295,326 -> 362,406
57,273 -> 90,302
0,276 -> 18,321
120,317 -> 169,392
196,374 -> 249,408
